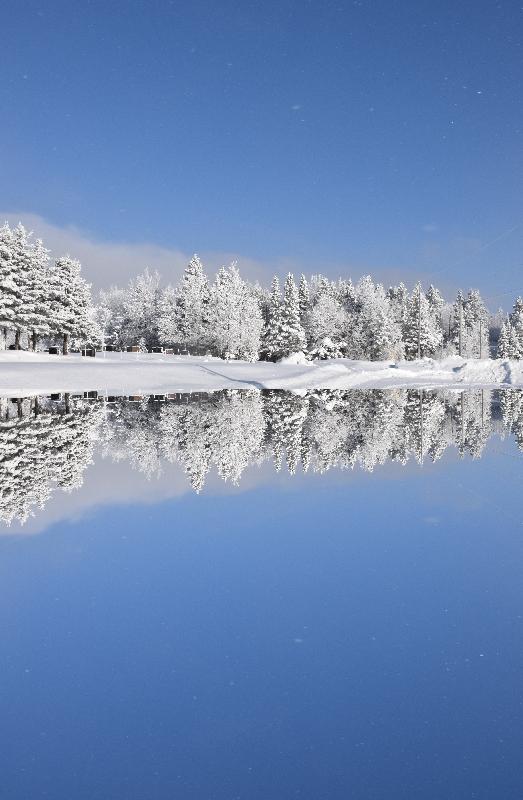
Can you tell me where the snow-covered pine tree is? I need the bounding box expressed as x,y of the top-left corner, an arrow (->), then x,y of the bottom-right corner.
306,293 -> 348,356
348,277 -> 403,360
450,290 -> 466,356
497,319 -> 521,359
261,276 -> 283,361
0,223 -> 17,349
279,273 -> 307,357
26,237 -> 51,350
97,285 -> 127,349
366,283 -> 404,360
463,289 -> 489,358
387,283 -> 409,328
157,285 -> 178,348
124,269 -> 162,349
51,257 -> 94,353
298,274 -> 311,324
174,255 -> 210,353
251,281 -> 271,326
9,224 -> 36,348
510,297 -> 523,354
403,283 -> 443,360
426,284 -> 445,320
208,263 -> 263,360
497,320 -> 511,358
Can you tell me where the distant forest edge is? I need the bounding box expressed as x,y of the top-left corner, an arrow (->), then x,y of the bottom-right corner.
1,388 -> 522,526
1,221 -> 522,361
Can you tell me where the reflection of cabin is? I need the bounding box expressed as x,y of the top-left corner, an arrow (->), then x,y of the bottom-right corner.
50,393 -> 62,401
152,395 -> 166,402
48,346 -> 59,355
128,395 -> 144,402
83,391 -> 98,400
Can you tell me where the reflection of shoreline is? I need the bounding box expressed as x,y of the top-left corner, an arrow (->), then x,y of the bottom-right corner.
1,389 -> 522,527
1,352 -> 523,400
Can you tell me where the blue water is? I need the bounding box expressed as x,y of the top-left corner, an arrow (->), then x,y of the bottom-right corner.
1,397 -> 523,798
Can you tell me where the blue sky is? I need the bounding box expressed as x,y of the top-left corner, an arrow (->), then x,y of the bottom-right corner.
2,0 -> 522,302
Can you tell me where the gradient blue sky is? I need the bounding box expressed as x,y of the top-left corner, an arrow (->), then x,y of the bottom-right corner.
2,0 -> 522,301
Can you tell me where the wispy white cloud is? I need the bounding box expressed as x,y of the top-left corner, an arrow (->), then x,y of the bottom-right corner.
0,211 -> 301,290
1,210 -> 487,300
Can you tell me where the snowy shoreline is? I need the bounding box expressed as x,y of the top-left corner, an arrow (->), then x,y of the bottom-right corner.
0,351 -> 522,398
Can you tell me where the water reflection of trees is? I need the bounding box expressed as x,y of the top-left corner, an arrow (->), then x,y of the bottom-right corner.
1,388 -> 522,525
0,395 -> 103,525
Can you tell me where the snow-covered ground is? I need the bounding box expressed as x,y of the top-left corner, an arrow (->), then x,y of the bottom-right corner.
0,351 -> 522,397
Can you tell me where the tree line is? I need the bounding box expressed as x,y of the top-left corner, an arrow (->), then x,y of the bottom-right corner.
96,257 -> 523,361
2,220 -> 523,361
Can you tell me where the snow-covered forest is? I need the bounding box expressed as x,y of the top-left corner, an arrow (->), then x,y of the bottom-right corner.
2,388 -> 523,525
2,220 -> 523,360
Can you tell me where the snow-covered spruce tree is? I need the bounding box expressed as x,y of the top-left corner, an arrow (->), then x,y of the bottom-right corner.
387,283 -> 409,328
261,276 -> 283,361
11,223 -> 49,349
122,269 -> 162,349
497,320 -> 510,358
403,283 -> 443,360
157,284 -> 178,348
172,255 -> 210,353
97,285 -> 127,349
509,297 -> 523,354
426,284 -> 445,320
208,263 -> 263,360
306,293 -> 348,358
298,274 -> 311,325
279,273 -> 307,357
349,277 -> 403,360
0,222 -> 17,349
25,237 -> 51,350
497,319 -> 521,359
251,281 -> 271,326
463,289 -> 489,358
51,257 -> 94,354
449,290 -> 467,356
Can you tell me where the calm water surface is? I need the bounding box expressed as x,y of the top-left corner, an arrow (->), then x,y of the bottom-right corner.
0,390 -> 522,799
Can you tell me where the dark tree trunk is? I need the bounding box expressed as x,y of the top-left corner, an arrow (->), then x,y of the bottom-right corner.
32,330 -> 38,351
15,330 -> 21,350
64,393 -> 71,413
63,332 -> 69,355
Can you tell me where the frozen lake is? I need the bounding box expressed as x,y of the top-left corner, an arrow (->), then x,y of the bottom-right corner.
1,389 -> 522,798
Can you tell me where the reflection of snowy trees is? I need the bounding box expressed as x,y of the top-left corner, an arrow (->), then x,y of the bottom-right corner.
0,396 -> 103,525
1,387 -> 522,526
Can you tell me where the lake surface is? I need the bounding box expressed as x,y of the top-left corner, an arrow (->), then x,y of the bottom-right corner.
1,389 -> 522,799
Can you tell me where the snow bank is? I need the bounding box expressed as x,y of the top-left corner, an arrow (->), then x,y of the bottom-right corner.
0,351 -> 522,398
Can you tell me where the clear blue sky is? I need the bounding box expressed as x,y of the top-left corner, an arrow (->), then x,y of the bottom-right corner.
1,0 -> 522,301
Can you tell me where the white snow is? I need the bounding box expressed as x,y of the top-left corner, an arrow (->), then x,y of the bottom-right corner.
0,351 -> 522,398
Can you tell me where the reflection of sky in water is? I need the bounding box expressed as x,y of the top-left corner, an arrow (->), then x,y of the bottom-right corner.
0,391 -> 522,798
